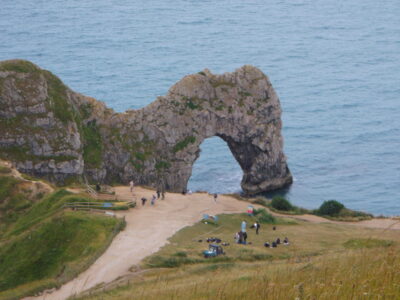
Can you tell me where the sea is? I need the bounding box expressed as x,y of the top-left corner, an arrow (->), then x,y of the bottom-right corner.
1,0 -> 399,215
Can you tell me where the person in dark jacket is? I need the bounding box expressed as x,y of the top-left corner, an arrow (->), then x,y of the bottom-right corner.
254,222 -> 261,234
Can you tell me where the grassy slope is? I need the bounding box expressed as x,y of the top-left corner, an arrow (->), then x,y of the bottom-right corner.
0,175 -> 125,300
79,213 -> 400,300
0,175 -> 45,235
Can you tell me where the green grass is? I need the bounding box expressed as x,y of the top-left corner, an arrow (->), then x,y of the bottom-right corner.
0,175 -> 125,299
0,60 -> 39,73
0,211 -> 124,299
4,189 -> 72,237
0,176 -> 39,234
4,190 -> 122,238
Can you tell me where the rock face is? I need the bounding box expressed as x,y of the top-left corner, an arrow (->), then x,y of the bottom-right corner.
0,60 -> 292,194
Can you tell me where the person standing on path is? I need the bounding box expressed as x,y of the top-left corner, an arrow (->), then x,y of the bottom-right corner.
157,190 -> 161,199
161,191 -> 165,200
129,180 -> 134,193
141,197 -> 146,206
213,193 -> 218,203
151,194 -> 156,206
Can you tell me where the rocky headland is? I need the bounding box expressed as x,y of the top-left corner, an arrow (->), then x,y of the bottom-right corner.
0,59 -> 292,194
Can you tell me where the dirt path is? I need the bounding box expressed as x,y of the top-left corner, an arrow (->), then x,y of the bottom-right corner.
25,187 -> 400,300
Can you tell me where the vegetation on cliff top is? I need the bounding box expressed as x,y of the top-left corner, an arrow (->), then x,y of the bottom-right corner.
0,60 -> 40,73
258,196 -> 373,221
0,60 -> 80,167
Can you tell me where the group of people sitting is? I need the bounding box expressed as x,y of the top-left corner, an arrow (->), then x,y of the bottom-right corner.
198,237 -> 230,246
234,231 -> 248,244
264,237 -> 289,248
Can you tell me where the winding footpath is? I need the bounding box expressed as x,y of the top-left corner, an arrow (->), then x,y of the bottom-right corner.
25,187 -> 400,300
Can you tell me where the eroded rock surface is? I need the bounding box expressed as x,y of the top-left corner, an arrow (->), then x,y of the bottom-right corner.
0,60 -> 292,194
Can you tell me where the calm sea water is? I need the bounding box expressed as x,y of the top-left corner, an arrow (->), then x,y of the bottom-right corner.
1,0 -> 399,214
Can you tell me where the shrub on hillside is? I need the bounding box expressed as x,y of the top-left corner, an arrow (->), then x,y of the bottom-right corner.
253,208 -> 276,224
271,196 -> 293,211
317,200 -> 344,216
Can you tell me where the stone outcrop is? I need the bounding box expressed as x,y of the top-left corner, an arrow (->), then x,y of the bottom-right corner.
0,59 -> 292,194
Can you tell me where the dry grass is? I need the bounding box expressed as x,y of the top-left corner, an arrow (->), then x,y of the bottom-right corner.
79,245 -> 400,300
78,214 -> 400,300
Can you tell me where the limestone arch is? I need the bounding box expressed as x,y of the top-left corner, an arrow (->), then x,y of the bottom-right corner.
0,60 -> 292,195
118,65 -> 293,195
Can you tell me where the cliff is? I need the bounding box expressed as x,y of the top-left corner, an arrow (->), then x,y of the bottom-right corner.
0,59 -> 292,194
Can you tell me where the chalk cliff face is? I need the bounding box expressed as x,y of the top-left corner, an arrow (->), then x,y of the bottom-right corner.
0,60 -> 292,194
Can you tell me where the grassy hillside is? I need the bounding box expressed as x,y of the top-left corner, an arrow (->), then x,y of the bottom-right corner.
78,213 -> 400,300
0,174 -> 47,234
0,173 -> 126,300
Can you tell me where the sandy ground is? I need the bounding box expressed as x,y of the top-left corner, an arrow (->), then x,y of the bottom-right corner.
24,186 -> 400,300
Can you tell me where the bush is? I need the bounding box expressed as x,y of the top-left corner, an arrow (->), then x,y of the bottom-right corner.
271,196 -> 293,211
253,208 -> 276,224
317,200 -> 344,216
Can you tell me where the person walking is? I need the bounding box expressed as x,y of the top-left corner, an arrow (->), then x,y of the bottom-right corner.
151,194 -> 156,206
156,190 -> 161,199
141,197 -> 146,206
129,180 -> 134,193
161,191 -> 165,200
213,193 -> 218,203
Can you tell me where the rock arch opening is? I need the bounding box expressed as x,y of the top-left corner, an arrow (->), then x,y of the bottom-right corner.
187,136 -> 242,194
